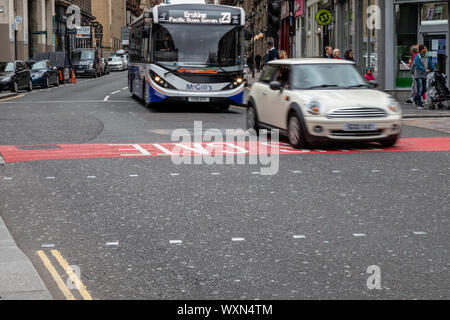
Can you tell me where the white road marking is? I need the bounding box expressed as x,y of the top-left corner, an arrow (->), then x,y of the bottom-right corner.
103,95 -> 110,101
111,90 -> 121,95
411,169 -> 420,171
332,171 -> 341,173
106,241 -> 119,246
371,170 -> 381,173
252,172 -> 260,175
292,171 -> 302,173
87,176 -> 96,179
169,240 -> 183,244
129,174 -> 139,177
211,173 -> 221,175
41,244 -> 55,248
293,235 -> 306,239
413,231 -> 427,235
45,177 -> 56,179
232,238 -> 245,242
2,177 -> 12,180
353,233 -> 367,237
170,173 -> 180,176
122,87 -> 128,90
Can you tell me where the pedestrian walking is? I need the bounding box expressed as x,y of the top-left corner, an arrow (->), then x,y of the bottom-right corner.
324,46 -> 333,59
333,49 -> 342,59
364,67 -> 375,82
264,40 -> 280,64
344,49 -> 355,62
413,44 -> 435,109
246,53 -> 254,74
406,44 -> 419,104
255,54 -> 262,72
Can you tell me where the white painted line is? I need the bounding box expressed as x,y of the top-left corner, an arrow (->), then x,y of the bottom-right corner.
87,176 -> 96,179
41,244 -> 55,248
2,177 -> 12,180
46,177 -> 56,179
332,171 -> 341,173
293,235 -> 306,239
371,170 -> 381,173
106,241 -> 119,246
170,173 -> 180,176
211,173 -> 221,175
292,171 -> 302,173
232,238 -> 245,242
103,95 -> 110,101
252,172 -> 260,175
122,87 -> 128,90
353,233 -> 367,237
411,169 -> 420,171
413,231 -> 427,235
169,240 -> 183,244
111,90 -> 121,95
129,174 -> 139,177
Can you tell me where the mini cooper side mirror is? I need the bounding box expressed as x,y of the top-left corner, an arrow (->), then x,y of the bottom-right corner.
368,80 -> 378,89
270,81 -> 283,92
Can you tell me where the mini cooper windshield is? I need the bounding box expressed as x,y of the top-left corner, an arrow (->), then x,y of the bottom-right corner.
291,64 -> 369,90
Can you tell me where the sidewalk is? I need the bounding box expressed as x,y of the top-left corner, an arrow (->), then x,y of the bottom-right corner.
246,72 -> 450,118
0,215 -> 52,300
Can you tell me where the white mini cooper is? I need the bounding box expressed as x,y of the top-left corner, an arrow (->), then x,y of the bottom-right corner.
246,59 -> 402,148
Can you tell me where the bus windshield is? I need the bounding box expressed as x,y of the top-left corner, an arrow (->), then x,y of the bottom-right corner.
153,24 -> 242,69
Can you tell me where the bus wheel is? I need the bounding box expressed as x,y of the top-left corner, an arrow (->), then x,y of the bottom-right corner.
218,103 -> 230,112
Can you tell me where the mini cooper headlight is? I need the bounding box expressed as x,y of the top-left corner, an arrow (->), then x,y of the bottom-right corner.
386,97 -> 401,114
306,99 -> 325,115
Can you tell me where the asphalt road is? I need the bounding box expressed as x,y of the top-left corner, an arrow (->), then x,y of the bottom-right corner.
0,71 -> 449,300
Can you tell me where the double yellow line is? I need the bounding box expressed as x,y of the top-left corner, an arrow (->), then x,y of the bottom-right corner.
37,250 -> 93,300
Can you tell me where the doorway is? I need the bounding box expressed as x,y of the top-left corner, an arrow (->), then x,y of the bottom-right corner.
423,34 -> 447,75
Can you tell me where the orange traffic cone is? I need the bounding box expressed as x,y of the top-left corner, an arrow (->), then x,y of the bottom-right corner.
70,70 -> 77,84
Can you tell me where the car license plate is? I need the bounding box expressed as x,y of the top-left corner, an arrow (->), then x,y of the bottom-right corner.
77,70 -> 85,73
343,123 -> 377,131
188,97 -> 210,102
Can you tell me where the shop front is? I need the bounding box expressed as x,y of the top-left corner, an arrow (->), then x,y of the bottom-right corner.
391,0 -> 449,89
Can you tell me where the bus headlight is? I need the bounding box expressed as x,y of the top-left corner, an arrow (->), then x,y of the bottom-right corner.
228,76 -> 244,89
151,71 -> 175,89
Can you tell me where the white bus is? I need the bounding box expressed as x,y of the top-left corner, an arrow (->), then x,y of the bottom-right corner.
128,1 -> 246,110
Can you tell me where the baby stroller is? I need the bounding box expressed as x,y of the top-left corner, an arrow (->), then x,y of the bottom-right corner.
426,71 -> 450,110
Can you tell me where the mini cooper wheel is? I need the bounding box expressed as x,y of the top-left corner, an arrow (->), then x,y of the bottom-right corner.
246,104 -> 259,134
288,113 -> 307,149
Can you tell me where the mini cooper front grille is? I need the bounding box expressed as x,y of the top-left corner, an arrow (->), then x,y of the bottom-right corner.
331,130 -> 383,137
328,108 -> 388,119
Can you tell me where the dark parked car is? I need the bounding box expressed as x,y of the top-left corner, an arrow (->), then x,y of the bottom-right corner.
32,51 -> 72,84
101,57 -> 109,75
28,60 -> 60,88
0,60 -> 33,93
71,49 -> 101,78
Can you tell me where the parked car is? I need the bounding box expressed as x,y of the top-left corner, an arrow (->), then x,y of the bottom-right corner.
28,60 -> 60,88
121,55 -> 128,69
108,56 -> 126,71
246,58 -> 402,148
0,60 -> 33,93
101,57 -> 109,75
71,49 -> 101,78
32,51 -> 72,84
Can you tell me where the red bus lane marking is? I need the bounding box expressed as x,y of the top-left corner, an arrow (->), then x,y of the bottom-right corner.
0,137 -> 449,164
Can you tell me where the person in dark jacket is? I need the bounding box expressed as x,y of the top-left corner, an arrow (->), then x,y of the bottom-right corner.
413,45 -> 435,109
344,49 -> 355,62
324,46 -> 333,58
264,40 -> 279,64
255,54 -> 262,72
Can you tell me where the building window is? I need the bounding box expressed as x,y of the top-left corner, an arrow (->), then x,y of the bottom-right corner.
421,3 -> 448,25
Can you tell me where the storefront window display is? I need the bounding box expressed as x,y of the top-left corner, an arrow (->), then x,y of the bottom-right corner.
421,2 -> 448,25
